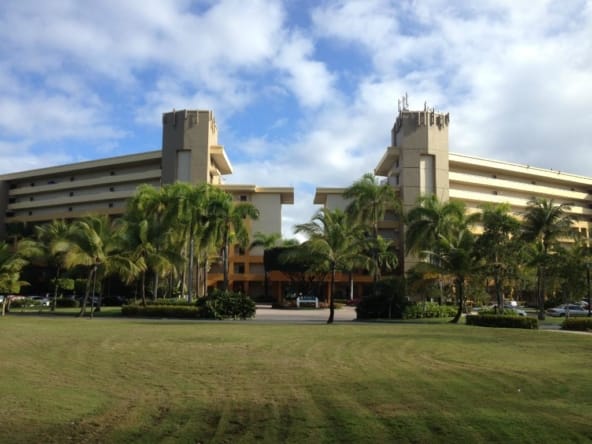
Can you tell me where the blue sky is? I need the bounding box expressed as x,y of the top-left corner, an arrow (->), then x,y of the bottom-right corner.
1,0 -> 591,238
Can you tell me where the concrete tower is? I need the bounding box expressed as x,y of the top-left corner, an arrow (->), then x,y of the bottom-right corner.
161,110 -> 232,185
375,102 -> 451,270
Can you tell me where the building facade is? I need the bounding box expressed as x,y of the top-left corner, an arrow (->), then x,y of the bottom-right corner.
0,109 -> 294,299
317,106 -> 592,273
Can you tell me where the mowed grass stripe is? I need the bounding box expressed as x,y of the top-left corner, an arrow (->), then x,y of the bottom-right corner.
0,317 -> 591,443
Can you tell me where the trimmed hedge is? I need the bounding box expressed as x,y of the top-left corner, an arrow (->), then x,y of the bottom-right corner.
466,314 -> 538,329
122,290 -> 256,320
562,318 -> 592,332
403,302 -> 457,319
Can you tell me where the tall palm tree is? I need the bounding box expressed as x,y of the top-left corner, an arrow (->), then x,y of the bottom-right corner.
344,173 -> 400,296
64,215 -> 141,317
295,208 -> 365,324
405,194 -> 469,255
250,232 -> 283,301
424,227 -> 480,323
207,189 -> 259,291
0,241 -> 29,316
475,203 -> 521,312
33,220 -> 73,311
521,198 -> 572,320
163,182 -> 212,301
409,198 -> 482,323
123,184 -> 176,304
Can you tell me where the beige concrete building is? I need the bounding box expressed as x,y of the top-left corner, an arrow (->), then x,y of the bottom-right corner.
317,105 -> 592,273
0,109 -> 294,298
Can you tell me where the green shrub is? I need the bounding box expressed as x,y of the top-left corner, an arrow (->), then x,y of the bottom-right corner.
147,298 -> 192,306
195,290 -> 256,320
356,277 -> 408,320
122,292 -> 256,320
403,302 -> 456,319
562,318 -> 592,332
122,304 -> 199,318
466,314 -> 538,329
478,308 -> 521,317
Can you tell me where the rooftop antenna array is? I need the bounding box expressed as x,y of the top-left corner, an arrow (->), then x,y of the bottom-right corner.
397,92 -> 409,112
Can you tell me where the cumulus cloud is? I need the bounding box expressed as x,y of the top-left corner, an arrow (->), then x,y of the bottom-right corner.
1,0 -> 591,235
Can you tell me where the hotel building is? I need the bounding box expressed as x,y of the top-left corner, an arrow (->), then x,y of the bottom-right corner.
316,105 -> 592,272
0,109 -> 294,298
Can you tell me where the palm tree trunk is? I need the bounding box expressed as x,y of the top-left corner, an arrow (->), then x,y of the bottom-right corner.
327,264 -> 336,324
202,259 -> 208,297
153,273 -> 159,301
52,265 -> 60,312
141,271 -> 147,307
188,237 -> 194,303
90,267 -> 97,319
79,268 -> 94,317
451,277 -> 464,324
537,266 -> 545,320
223,234 -> 230,291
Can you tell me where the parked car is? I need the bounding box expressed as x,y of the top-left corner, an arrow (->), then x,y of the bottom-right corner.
28,295 -> 51,307
547,304 -> 589,317
475,304 -> 527,317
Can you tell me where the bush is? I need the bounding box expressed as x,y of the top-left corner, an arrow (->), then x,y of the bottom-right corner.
356,277 -> 408,320
562,318 -> 592,332
403,302 -> 456,319
466,314 -> 538,329
148,298 -> 192,306
122,291 -> 256,320
195,290 -> 256,320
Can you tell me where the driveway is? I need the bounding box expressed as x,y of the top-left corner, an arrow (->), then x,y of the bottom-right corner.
252,305 -> 357,323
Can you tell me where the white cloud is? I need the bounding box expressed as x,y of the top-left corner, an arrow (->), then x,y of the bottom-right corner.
1,0 -> 591,234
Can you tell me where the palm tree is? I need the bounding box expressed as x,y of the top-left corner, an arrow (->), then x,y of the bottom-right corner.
207,189 -> 259,291
344,173 -> 400,296
521,198 -> 572,320
33,220 -> 73,311
424,227 -> 480,323
249,232 -> 283,301
295,208 -> 365,324
406,195 -> 479,309
64,215 -> 141,317
406,194 -> 481,323
0,241 -> 29,316
405,194 -> 469,255
123,184 -> 176,304
475,203 -> 521,312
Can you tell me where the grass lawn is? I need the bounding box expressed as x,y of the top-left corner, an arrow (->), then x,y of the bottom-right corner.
1,316 -> 591,443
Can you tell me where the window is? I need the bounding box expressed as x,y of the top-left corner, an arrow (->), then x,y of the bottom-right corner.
68,207 -> 73,212
234,263 -> 245,274
69,192 -> 74,197
109,187 -> 115,192
239,195 -> 248,202
29,196 -> 34,201
108,203 -> 114,208
28,211 -> 33,216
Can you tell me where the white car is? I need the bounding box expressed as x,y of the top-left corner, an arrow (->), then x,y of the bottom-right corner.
28,296 -> 51,307
547,304 -> 589,317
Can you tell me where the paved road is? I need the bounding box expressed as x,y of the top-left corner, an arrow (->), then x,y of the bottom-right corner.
252,305 -> 357,323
